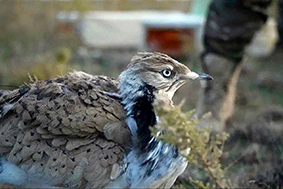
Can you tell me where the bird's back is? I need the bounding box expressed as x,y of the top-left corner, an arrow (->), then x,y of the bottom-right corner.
0,71 -> 130,188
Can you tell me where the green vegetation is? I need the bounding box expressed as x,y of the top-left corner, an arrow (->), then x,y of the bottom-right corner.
152,105 -> 230,188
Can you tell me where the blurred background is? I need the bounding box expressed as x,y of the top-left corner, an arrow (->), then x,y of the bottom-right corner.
0,0 -> 209,86
0,0 -> 282,187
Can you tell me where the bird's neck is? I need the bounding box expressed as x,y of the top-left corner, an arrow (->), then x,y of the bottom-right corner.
119,82 -> 157,150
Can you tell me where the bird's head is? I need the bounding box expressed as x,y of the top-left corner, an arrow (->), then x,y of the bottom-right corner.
119,52 -> 213,107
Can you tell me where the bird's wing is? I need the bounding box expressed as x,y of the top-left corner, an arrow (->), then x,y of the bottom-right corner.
0,71 -> 130,188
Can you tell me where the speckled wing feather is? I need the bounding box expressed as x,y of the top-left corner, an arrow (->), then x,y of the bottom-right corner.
0,71 -> 130,188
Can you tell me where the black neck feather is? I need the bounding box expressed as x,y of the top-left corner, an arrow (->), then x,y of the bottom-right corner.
131,84 -> 157,150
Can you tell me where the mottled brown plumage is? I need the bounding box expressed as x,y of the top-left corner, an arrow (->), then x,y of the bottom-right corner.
0,72 -> 130,188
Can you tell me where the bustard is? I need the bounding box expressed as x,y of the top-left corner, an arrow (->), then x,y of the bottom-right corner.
0,52 -> 212,188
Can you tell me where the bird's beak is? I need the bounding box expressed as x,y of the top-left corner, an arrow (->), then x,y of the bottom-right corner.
180,72 -> 213,81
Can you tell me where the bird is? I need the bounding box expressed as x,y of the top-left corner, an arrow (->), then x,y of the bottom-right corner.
0,52 -> 212,188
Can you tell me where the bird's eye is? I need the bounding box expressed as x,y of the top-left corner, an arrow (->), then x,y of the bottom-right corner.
161,69 -> 172,78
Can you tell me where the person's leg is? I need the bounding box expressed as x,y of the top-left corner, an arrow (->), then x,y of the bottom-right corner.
197,0 -> 272,132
